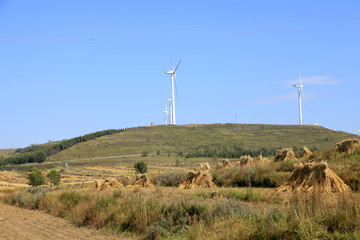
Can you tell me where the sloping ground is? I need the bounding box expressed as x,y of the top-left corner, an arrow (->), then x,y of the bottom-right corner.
48,124 -> 358,161
0,202 -> 135,240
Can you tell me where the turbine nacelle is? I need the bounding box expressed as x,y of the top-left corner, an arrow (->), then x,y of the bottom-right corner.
293,84 -> 303,88
165,70 -> 175,74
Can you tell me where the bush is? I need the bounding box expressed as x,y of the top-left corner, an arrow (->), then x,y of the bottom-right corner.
27,171 -> 45,186
157,172 -> 187,187
47,169 -> 61,185
134,161 -> 148,174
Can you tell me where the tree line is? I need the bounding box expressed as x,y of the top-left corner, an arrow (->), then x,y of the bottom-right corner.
1,128 -> 129,166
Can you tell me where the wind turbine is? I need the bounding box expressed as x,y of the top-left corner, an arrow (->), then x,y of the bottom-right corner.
162,103 -> 169,125
165,55 -> 181,125
166,98 -> 172,124
293,70 -> 304,125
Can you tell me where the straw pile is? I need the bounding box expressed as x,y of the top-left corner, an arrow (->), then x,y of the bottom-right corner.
254,155 -> 271,165
199,162 -> 211,171
217,159 -> 233,168
93,177 -> 124,191
130,174 -> 155,188
274,148 -> 297,162
301,146 -> 313,158
277,161 -> 351,193
335,139 -> 360,154
239,155 -> 254,166
179,170 -> 217,189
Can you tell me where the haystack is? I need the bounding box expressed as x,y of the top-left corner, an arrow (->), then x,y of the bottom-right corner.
274,148 -> 297,162
217,159 -> 233,168
93,177 -> 124,191
199,162 -> 211,171
301,146 -> 313,158
254,155 -> 271,165
239,155 -> 254,166
335,139 -> 360,154
277,161 -> 350,193
130,174 -> 155,188
179,170 -> 217,189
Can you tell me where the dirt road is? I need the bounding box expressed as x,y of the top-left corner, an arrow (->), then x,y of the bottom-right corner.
0,202 -> 135,240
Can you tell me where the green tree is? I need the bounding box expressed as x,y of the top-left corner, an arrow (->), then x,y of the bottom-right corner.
27,171 -> 45,187
134,161 -> 148,174
47,169 -> 61,185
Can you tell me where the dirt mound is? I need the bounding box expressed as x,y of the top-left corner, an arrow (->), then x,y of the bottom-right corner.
274,148 -> 297,162
239,155 -> 254,166
278,161 -> 351,193
130,174 -> 155,188
335,139 -> 360,154
179,170 -> 217,189
93,177 -> 124,191
217,159 -> 233,168
301,146 -> 313,158
199,162 -> 211,171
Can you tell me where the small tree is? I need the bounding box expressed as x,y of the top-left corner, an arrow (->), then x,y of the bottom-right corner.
27,170 -> 45,187
47,169 -> 61,185
134,161 -> 148,174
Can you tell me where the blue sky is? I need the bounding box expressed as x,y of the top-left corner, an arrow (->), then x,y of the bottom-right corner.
0,1 -> 359,148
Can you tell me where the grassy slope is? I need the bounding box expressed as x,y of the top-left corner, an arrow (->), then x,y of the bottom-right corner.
47,124 -> 358,162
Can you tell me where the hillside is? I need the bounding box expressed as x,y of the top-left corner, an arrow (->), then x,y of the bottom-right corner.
48,124 -> 359,161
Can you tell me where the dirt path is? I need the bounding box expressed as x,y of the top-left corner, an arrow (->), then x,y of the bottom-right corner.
0,202 -> 136,240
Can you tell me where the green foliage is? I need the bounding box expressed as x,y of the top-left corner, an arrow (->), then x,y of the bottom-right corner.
141,151 -> 149,157
47,169 -> 61,185
1,128 -> 129,166
27,171 -> 45,187
134,161 -> 148,174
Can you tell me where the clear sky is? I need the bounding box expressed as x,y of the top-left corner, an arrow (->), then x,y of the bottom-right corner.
0,0 -> 359,148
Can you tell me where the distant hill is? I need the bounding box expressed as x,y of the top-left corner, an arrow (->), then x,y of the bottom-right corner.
48,124 -> 359,161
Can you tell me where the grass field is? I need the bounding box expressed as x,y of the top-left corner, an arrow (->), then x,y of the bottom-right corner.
47,124 -> 358,162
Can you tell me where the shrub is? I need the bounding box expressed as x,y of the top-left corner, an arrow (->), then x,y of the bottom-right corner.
157,172 -> 187,187
47,169 -> 61,185
27,171 -> 45,186
134,161 -> 148,174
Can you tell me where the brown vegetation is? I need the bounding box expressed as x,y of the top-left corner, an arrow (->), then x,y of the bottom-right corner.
301,146 -> 313,158
278,161 -> 351,193
93,177 -> 124,191
335,138 -> 360,154
179,170 -> 217,189
217,159 -> 233,168
274,148 -> 297,162
130,174 -> 155,188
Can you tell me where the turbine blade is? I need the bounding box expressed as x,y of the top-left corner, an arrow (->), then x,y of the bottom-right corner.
174,60 -> 181,72
299,68 -> 302,86
169,54 -> 174,69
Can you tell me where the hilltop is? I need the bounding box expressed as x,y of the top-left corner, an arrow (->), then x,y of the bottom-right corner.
47,124 -> 358,162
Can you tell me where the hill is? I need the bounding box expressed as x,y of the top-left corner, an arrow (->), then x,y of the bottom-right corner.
48,124 -> 359,161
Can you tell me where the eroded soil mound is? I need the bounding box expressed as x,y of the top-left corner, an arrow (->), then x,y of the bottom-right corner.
301,146 -> 313,158
278,161 -> 351,193
130,174 -> 155,188
274,148 -> 297,162
335,139 -> 360,154
93,177 -> 124,191
179,170 -> 217,189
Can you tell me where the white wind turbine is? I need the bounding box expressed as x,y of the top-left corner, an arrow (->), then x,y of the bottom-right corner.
293,70 -> 304,125
162,103 -> 169,125
165,55 -> 181,125
166,98 -> 172,124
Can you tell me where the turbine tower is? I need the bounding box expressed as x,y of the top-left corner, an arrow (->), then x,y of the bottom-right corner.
162,103 -> 169,125
293,70 -> 304,125
166,98 -> 172,124
165,55 -> 181,125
